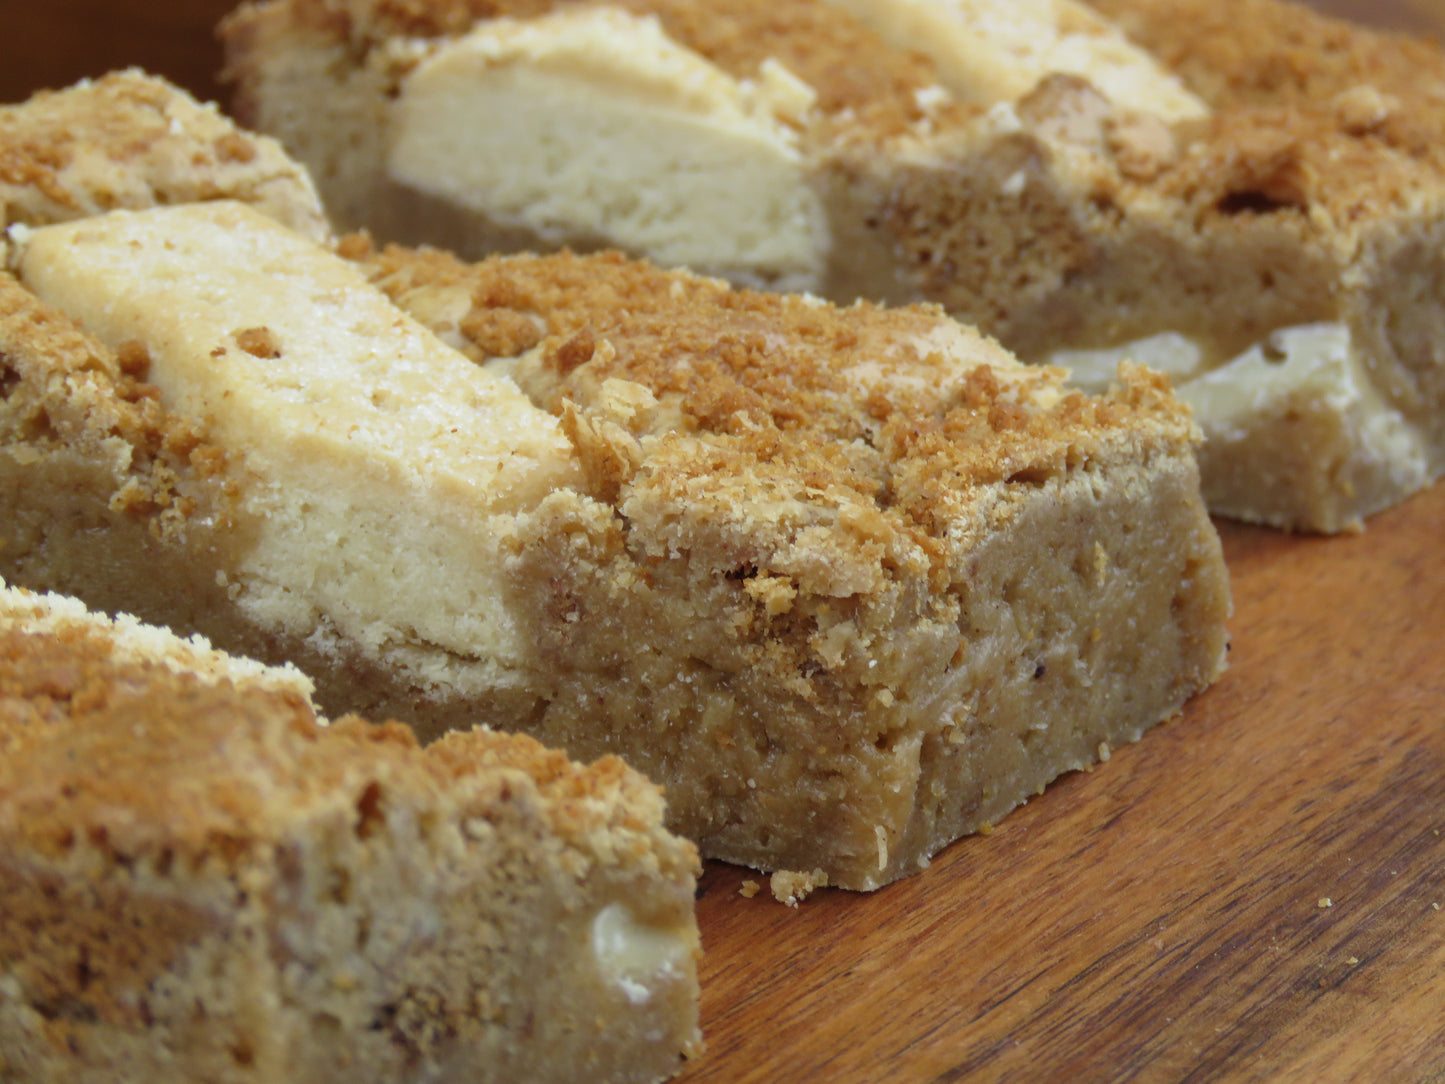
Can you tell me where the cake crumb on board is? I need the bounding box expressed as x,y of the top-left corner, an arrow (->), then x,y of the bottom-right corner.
771,869 -> 830,907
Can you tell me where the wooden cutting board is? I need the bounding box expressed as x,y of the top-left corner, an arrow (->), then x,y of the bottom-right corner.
4,1 -> 1444,1080
682,481 -> 1445,1082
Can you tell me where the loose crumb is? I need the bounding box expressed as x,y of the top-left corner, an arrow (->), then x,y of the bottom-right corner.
1347,956 -> 1359,965
770,868 -> 829,907
739,880 -> 760,899
233,325 -> 282,359
1318,897 -> 1333,909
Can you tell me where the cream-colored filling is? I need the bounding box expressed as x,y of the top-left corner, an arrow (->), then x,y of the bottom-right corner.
386,8 -> 830,290
824,0 -> 1207,121
590,902 -> 694,1006
1182,324 -> 1430,477
14,202 -> 581,667
1054,323 -> 1432,487
1051,330 -> 1204,392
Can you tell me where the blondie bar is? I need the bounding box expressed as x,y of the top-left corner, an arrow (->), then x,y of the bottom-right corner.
0,581 -> 702,1082
0,199 -> 1228,888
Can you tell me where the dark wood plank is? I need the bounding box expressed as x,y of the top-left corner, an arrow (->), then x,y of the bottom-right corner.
0,0 -> 236,105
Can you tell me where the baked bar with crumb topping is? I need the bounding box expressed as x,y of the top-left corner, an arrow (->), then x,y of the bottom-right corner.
0,69 -> 328,246
221,0 -> 1445,531
0,195 -> 1229,889
0,581 -> 701,1082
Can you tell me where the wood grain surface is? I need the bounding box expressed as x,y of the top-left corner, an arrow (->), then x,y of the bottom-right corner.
4,1 -> 1444,1081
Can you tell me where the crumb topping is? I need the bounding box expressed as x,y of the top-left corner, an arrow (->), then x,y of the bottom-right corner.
769,867 -> 827,906
0,605 -> 690,871
1081,0 -> 1445,221
0,272 -> 228,536
1089,0 -> 1445,108
997,67 -> 1445,244
359,242 -> 1193,589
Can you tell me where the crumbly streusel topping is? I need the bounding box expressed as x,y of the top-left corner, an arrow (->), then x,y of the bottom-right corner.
357,241 -> 1193,588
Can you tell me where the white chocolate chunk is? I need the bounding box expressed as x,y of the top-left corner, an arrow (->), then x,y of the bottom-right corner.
591,902 -> 696,1006
387,8 -> 829,289
1180,323 -> 1428,470
1054,322 -> 1433,530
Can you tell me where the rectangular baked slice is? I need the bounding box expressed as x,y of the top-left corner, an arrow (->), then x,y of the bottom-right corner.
0,580 -> 701,1083
0,198 -> 1229,889
220,0 -> 1445,531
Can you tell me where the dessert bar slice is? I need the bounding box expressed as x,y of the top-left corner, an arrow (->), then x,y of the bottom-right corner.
0,581 -> 701,1083
0,69 -> 329,246
0,199 -> 1228,889
221,0 -> 1445,531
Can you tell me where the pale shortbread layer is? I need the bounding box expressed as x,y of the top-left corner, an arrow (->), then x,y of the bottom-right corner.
15,202 -> 581,667
390,9 -> 828,287
824,0 -> 1206,120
